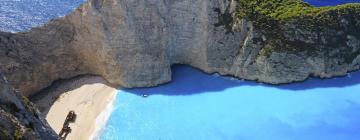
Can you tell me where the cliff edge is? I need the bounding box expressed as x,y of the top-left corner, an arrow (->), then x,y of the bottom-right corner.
0,73 -> 58,140
0,0 -> 359,96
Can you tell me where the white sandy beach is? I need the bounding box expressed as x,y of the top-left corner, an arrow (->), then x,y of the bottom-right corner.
33,76 -> 117,140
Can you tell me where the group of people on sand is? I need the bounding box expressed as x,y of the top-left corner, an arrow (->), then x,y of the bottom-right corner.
59,111 -> 77,140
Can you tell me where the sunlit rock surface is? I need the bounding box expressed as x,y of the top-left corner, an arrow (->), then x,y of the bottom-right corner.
0,0 -> 359,97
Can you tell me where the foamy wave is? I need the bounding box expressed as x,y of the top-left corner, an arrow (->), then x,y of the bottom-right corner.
89,92 -> 117,140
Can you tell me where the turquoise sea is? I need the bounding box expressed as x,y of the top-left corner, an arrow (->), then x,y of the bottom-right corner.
1,0 -> 360,140
101,65 -> 360,140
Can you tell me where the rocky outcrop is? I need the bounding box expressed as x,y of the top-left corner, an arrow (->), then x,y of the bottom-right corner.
0,73 -> 58,140
0,0 -> 359,96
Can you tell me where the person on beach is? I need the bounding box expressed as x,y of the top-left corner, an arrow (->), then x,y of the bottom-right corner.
59,111 -> 77,139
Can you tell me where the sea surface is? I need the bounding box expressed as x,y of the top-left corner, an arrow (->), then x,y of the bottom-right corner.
0,0 -> 85,32
101,65 -> 360,140
1,0 -> 360,140
305,0 -> 360,6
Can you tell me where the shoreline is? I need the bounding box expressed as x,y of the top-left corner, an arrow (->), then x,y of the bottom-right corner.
32,76 -> 118,140
89,91 -> 117,140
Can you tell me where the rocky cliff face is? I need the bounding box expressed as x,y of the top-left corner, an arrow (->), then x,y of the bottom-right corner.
0,0 -> 359,96
0,73 -> 58,140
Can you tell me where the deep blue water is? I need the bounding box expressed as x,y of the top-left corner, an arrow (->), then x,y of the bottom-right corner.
304,0 -> 360,6
0,0 -> 85,32
1,0 -> 360,140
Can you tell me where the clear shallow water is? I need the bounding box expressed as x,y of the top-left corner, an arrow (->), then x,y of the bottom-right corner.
1,0 -> 360,140
100,65 -> 360,140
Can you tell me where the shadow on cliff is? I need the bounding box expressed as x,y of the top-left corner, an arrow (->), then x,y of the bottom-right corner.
30,75 -> 117,116
125,65 -> 360,96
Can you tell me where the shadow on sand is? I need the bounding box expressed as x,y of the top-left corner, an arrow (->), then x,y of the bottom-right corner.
30,75 -> 116,116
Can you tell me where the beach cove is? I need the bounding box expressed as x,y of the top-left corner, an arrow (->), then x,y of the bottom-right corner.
0,0 -> 360,140
31,76 -> 117,140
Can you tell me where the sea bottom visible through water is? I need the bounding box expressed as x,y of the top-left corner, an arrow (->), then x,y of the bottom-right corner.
99,65 -> 360,140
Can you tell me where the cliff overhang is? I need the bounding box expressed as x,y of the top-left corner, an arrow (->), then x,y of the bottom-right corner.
0,0 -> 359,97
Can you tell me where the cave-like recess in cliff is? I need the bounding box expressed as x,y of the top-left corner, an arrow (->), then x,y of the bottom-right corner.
1,0 -> 360,97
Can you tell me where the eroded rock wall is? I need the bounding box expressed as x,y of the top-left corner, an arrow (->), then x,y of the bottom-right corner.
0,73 -> 58,140
0,20 -> 91,96
0,0 -> 359,96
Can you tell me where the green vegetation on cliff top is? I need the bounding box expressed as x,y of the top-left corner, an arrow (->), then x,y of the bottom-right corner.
237,0 -> 360,32
236,0 -> 360,57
